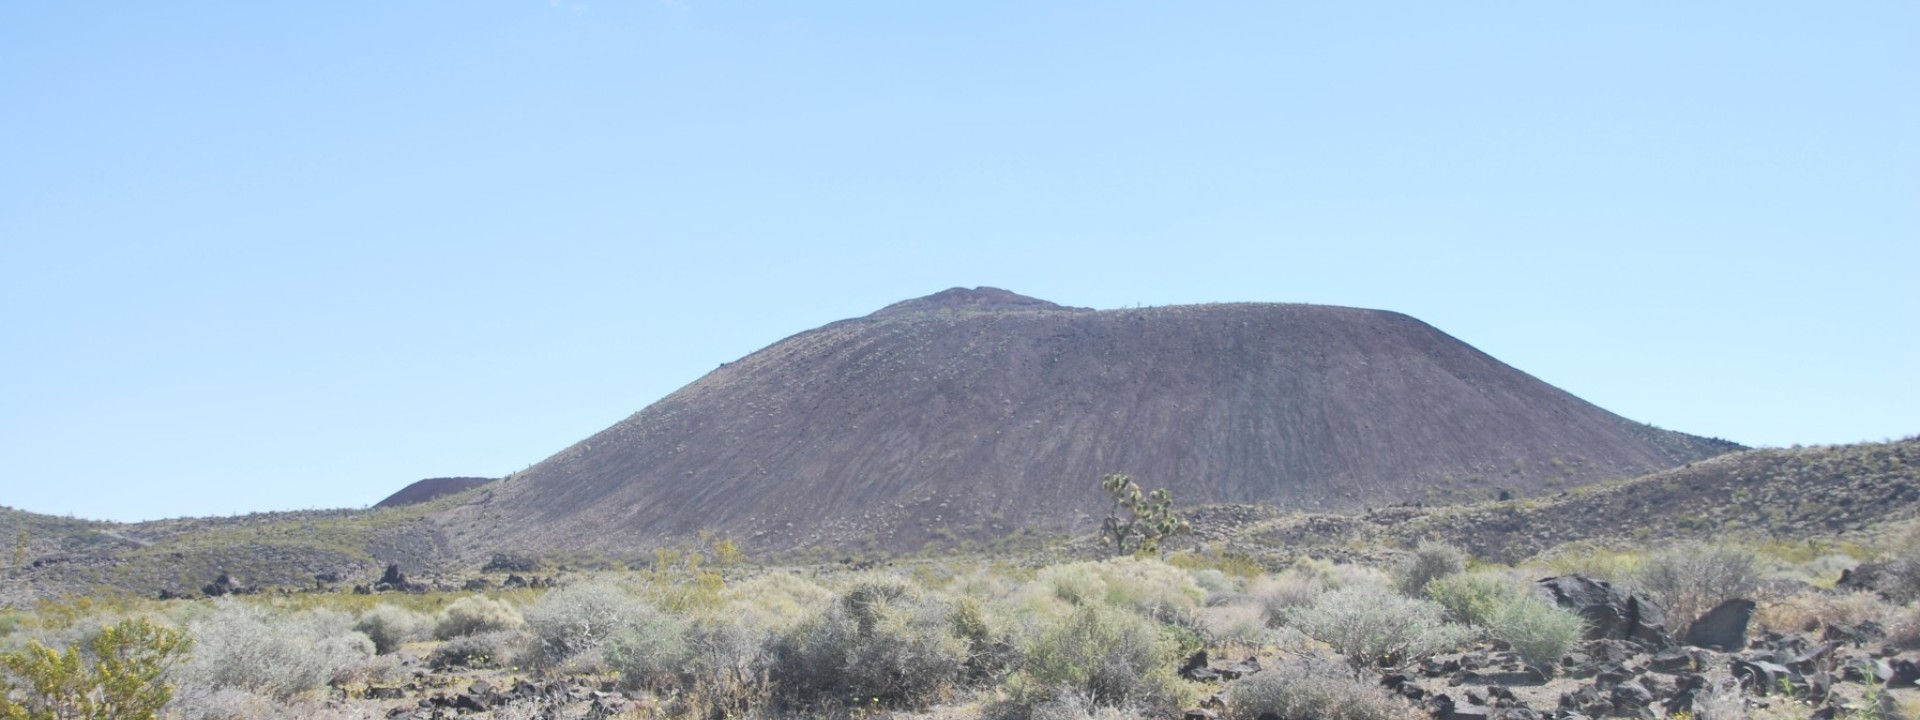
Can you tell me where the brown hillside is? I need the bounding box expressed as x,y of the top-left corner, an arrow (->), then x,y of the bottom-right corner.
374,477 -> 494,508
437,288 -> 1738,555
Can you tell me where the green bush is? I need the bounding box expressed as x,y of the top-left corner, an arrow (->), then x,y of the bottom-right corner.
1020,603 -> 1189,714
353,604 -> 428,655
0,617 -> 189,720
1485,596 -> 1584,672
434,595 -> 524,640
1425,571 -> 1528,627
1224,653 -> 1419,720
1395,543 -> 1465,598
1634,542 -> 1761,632
1284,585 -> 1468,671
774,577 -> 968,709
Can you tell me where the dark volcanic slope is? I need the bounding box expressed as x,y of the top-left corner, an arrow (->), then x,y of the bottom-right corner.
375,477 -> 494,509
445,288 -> 1738,554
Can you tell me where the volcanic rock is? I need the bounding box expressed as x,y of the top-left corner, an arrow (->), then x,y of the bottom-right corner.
440,289 -> 1738,554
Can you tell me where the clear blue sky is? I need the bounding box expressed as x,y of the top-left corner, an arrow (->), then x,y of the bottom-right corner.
3,3 -> 1914,522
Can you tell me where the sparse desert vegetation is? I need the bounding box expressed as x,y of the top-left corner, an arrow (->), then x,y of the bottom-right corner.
4,524 -> 1919,719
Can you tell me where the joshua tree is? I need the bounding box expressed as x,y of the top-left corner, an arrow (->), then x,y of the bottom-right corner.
1098,474 -> 1190,557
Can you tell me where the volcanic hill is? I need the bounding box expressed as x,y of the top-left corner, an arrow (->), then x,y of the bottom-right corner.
436,288 -> 1739,555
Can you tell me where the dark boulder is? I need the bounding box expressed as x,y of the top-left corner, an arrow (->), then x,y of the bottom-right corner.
201,572 -> 252,598
1684,598 -> 1756,652
1537,576 -> 1671,648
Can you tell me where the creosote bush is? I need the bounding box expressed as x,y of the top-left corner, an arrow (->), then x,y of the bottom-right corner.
1224,653 -> 1420,720
1395,542 -> 1466,598
429,630 -> 530,670
1425,571 -> 1528,628
523,579 -> 657,669
354,604 -> 428,655
178,600 -> 374,702
1285,584 -> 1468,671
1634,542 -> 1762,632
1018,603 -> 1191,715
1485,596 -> 1584,672
774,576 -> 969,709
434,595 -> 524,640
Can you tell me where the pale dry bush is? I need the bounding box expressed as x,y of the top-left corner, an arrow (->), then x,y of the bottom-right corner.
1199,602 -> 1271,647
1026,690 -> 1143,720
1248,572 -> 1326,627
429,629 -> 531,669
1225,653 -> 1421,720
434,594 -> 524,639
176,600 -> 375,701
522,578 -> 657,669
1284,585 -> 1469,671
1291,556 -> 1392,590
168,686 -> 381,720
353,604 -> 428,654
1634,542 -> 1762,632
774,575 -> 970,709
1752,591 -> 1894,635
723,571 -> 833,633
1886,603 -> 1920,649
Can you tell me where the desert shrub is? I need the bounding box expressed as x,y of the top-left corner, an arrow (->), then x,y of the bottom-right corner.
1095,559 -> 1204,618
1395,543 -> 1466,598
1248,571 -> 1326,627
1284,584 -> 1469,671
1188,569 -> 1240,600
1224,653 -> 1420,720
1425,571 -> 1528,628
434,595 -> 524,640
178,601 -> 373,701
429,629 -> 529,670
1026,691 -> 1140,720
603,608 -> 695,692
1291,556 -> 1392,590
1752,591 -> 1893,635
1885,603 -> 1920,649
0,617 -> 189,720
1198,602 -> 1271,647
1634,542 -> 1762,632
522,579 -> 656,668
1886,526 -> 1920,603
165,686 -> 376,720
1019,603 -> 1190,714
354,604 -> 428,654
774,577 -> 968,709
1485,596 -> 1584,672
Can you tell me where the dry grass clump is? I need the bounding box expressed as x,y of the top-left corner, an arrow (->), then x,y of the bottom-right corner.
1883,602 -> 1920,649
429,629 -> 531,670
434,594 -> 524,639
1752,591 -> 1894,635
